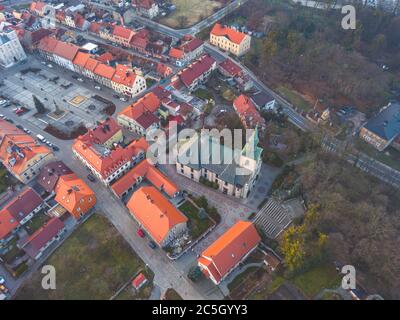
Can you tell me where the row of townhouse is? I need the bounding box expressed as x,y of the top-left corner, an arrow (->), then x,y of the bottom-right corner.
36,36 -> 147,97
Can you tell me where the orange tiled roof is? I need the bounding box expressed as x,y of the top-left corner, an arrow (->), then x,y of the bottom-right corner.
233,94 -> 265,128
72,136 -> 148,179
54,173 -> 96,219
169,47 -> 184,59
126,186 -> 187,245
119,92 -> 160,120
80,118 -> 122,145
210,23 -> 246,45
37,36 -> 59,53
94,63 -> 115,79
112,64 -> 137,87
0,208 -> 19,240
111,159 -> 178,198
199,221 -> 261,283
112,25 -> 134,40
0,119 -> 52,176
84,57 -> 100,72
73,51 -> 91,67
53,41 -> 80,61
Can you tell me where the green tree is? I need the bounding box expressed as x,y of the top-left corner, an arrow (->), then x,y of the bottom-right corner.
32,95 -> 46,114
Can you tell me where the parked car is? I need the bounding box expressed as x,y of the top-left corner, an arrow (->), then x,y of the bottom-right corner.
87,174 -> 96,182
47,64 -> 53,68
15,107 -> 29,116
23,128 -> 32,134
5,118 -> 13,123
46,141 -> 53,147
77,78 -> 84,82
137,228 -> 145,238
52,145 -> 59,152
119,97 -> 128,102
16,124 -> 23,129
94,85 -> 101,90
0,276 -> 5,285
113,94 -> 120,99
148,240 -> 157,249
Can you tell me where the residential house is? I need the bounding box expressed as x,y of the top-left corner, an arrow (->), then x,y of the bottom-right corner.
2,187 -> 43,226
117,92 -> 161,135
72,51 -> 91,75
0,119 -> 54,183
36,36 -> 59,62
30,2 -> 47,16
198,220 -> 261,285
54,173 -> 96,219
233,94 -> 266,130
0,209 -> 19,250
176,128 -> 263,198
84,117 -> 123,149
359,102 -> 400,151
52,40 -> 80,71
210,23 -> 251,56
175,54 -> 216,92
251,91 -> 276,111
111,64 -> 147,97
37,161 -> 73,194
17,217 -> 65,260
112,25 -> 135,47
93,63 -> 115,87
72,135 -> 149,185
169,35 -> 204,67
82,56 -> 100,79
126,186 -> 188,247
132,0 -> 159,19
218,58 -> 253,91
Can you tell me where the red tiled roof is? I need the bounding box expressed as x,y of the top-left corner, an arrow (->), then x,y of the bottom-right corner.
112,64 -> 137,87
37,36 -> 58,53
94,63 -> 115,79
199,221 -> 261,283
84,57 -> 100,72
127,186 -> 187,246
181,37 -> 203,53
219,58 -> 242,77
3,187 -> 42,223
179,54 -> 216,88
119,92 -> 161,121
132,272 -> 147,289
89,22 -> 102,34
53,41 -> 80,61
37,161 -> 72,193
233,94 -> 265,129
169,48 -> 184,59
73,51 -> 91,67
152,86 -> 171,100
19,217 -> 65,258
130,34 -> 148,49
0,209 -> 19,240
96,52 -> 114,63
111,159 -> 179,198
112,25 -> 134,40
82,118 -> 121,145
210,23 -> 247,45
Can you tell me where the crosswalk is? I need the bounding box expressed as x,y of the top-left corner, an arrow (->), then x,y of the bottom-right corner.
254,198 -> 292,239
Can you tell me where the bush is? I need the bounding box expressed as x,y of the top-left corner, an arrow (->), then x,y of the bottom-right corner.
263,151 -> 284,167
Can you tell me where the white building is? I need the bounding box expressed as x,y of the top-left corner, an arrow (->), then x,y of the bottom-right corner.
0,27 -> 27,68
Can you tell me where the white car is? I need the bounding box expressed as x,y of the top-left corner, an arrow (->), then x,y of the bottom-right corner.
77,78 -> 84,82
94,85 -> 101,90
23,128 -> 31,134
47,64 -> 53,68
0,276 -> 5,285
0,114 -> 4,118
120,97 -> 128,102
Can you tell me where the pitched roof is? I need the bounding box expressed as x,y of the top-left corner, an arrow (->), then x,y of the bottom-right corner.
73,51 -> 91,67
132,272 -> 147,289
169,47 -> 184,59
96,52 -> 114,63
0,120 -> 52,176
251,91 -> 275,108
94,63 -> 115,79
179,54 -> 216,88
119,92 -> 161,121
112,25 -> 134,40
84,56 -> 100,72
112,64 -> 137,87
199,221 -> 261,283
3,187 -> 42,223
233,94 -> 265,128
37,36 -> 59,53
18,217 -> 64,258
72,137 -> 148,179
54,173 -> 96,218
81,117 -> 121,145
152,86 -> 171,100
37,161 -> 73,193
219,58 -> 242,77
0,208 -> 19,240
111,159 -> 178,198
127,186 -> 188,245
364,103 -> 400,141
210,23 -> 247,45
53,41 -> 80,61
180,37 -> 203,53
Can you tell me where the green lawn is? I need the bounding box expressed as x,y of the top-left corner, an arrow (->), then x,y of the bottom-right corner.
248,275 -> 286,300
115,270 -> 154,300
227,267 -> 260,292
25,211 -> 50,235
15,214 -> 149,300
193,88 -> 213,101
291,264 -> 341,298
276,86 -> 313,112
0,168 -> 9,193
179,201 -> 213,239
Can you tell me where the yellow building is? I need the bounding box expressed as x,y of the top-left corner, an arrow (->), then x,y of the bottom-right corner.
210,23 -> 251,57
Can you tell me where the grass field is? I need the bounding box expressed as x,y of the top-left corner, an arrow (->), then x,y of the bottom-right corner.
159,0 -> 223,28
15,214 -> 147,300
291,264 -> 341,298
0,168 -> 10,193
178,200 -> 213,239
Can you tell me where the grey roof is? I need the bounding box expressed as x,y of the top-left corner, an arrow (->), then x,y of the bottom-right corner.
251,91 -> 275,108
0,34 -> 10,45
364,103 -> 400,141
